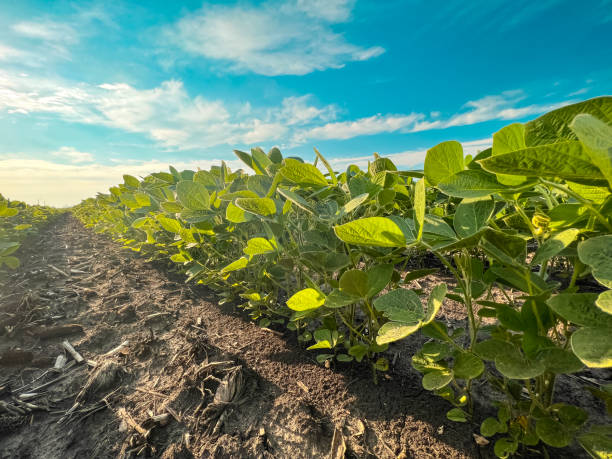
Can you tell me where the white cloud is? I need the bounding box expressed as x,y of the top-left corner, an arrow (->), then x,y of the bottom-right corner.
167,0 -> 384,76
51,146 -> 94,163
568,87 -> 589,97
299,90 -> 575,141
293,0 -> 355,21
299,113 -> 422,141
0,44 -> 24,61
0,70 -> 336,150
12,21 -> 78,43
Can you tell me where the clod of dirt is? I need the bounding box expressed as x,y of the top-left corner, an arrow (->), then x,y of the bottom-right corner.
263,394 -> 332,458
76,360 -> 124,403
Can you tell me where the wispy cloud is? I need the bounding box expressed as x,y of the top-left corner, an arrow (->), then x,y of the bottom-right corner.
12,21 -> 78,43
51,146 -> 94,163
298,91 -> 574,141
166,0 -> 384,76
568,87 -> 589,96
0,71 -> 335,150
0,71 -> 575,149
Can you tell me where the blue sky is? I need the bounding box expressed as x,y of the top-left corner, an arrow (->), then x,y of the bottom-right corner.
0,0 -> 610,205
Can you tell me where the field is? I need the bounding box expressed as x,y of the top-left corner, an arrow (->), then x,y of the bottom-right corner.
1,97 -> 611,458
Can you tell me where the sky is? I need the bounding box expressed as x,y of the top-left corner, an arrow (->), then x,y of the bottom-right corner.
0,0 -> 611,206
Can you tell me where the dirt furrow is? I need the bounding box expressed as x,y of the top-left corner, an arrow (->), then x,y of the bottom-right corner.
0,214 -> 482,458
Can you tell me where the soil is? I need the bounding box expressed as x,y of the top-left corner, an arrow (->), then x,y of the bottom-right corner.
0,214 -> 607,458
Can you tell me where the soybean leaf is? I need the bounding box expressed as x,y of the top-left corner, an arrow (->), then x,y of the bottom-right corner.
597,290 -> 612,314
334,217 -> 407,248
492,123 -> 527,186
243,237 -> 276,257
176,181 -> 210,210
531,228 -> 580,266
494,347 -> 546,379
570,113 -> 612,188
571,327 -> 612,368
479,141 -> 605,182
546,293 -> 612,327
578,235 -> 612,288
235,197 -> 277,217
220,257 -> 250,273
454,197 -> 494,238
422,370 -> 453,390
525,96 -> 612,146
453,352 -> 484,380
424,141 -> 464,186
280,158 -> 328,188
339,270 -> 369,298
438,170 -> 510,198
325,289 -> 359,308
414,178 -> 426,241
287,288 -> 326,312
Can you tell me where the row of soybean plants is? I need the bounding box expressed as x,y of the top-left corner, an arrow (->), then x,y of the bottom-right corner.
73,97 -> 612,458
0,193 -> 63,269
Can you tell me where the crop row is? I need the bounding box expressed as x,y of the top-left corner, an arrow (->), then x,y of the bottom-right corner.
72,97 -> 612,458
0,193 -> 62,269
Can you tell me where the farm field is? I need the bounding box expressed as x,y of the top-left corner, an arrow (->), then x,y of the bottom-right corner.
1,97 -> 611,458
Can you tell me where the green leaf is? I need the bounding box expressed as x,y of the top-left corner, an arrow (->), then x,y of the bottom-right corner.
220,257 -> 250,273
481,417 -> 504,437
373,288 -> 425,324
447,408 -> 468,423
495,347 -> 545,379
365,264 -> 394,298
422,370 -> 453,390
571,327 -> 612,368
578,426 -> 612,458
225,202 -> 251,223
494,438 -> 518,458
536,418 -> 572,448
251,147 -> 273,176
0,241 -> 20,257
1,256 -> 19,269
480,229 -> 526,266
437,170 -> 509,198
492,122 -> 527,186
537,348 -> 584,374
453,352 -> 484,380
473,339 -> 516,361
424,140 -> 464,186
571,113 -> 612,188
307,329 -> 339,350
339,270 -> 369,298
547,293 -> 612,327
280,158 -> 328,188
453,197 -> 494,238
287,288 -> 326,312
325,289 -> 359,309
243,237 -> 276,257
348,344 -> 369,362
414,178 -> 426,241
479,141 -> 605,182
424,283 -> 447,323
235,197 -> 277,217
334,217 -> 407,248
123,174 -> 140,188
597,290 -> 612,314
578,236 -> 612,288
276,187 -> 314,214
532,228 -> 580,266
525,96 -> 612,146
176,181 -> 210,210
156,215 -> 182,233
341,193 -> 369,215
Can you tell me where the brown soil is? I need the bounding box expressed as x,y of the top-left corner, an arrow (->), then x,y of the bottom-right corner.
0,215 -> 606,458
